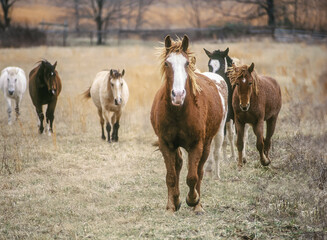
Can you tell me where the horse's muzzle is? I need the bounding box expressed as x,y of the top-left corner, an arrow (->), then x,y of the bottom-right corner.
8,90 -> 14,96
171,89 -> 186,106
240,103 -> 250,112
115,98 -> 122,106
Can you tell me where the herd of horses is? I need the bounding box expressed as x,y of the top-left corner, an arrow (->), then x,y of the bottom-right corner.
0,35 -> 282,215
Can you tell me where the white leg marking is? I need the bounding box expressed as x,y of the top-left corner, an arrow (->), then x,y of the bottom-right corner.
242,124 -> 250,161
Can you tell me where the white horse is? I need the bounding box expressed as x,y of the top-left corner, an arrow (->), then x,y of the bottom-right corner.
83,69 -> 129,142
0,67 -> 27,125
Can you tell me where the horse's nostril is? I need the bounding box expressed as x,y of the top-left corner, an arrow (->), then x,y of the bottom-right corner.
8,91 -> 14,95
171,90 -> 176,97
115,99 -> 118,105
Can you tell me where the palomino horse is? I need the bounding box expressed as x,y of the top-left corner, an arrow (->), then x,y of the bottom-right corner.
29,60 -> 62,135
0,67 -> 27,125
204,47 -> 250,163
83,69 -> 129,142
228,63 -> 282,169
151,35 -> 228,214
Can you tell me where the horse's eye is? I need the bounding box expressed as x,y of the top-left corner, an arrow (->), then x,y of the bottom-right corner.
164,62 -> 168,67
7,78 -> 9,82
121,83 -> 123,87
15,79 -> 17,82
249,82 -> 253,86
235,82 -> 239,86
186,62 -> 189,66
111,83 -> 114,87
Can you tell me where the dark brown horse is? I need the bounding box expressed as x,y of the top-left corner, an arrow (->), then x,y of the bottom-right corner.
228,63 -> 282,169
151,35 -> 227,214
29,60 -> 62,135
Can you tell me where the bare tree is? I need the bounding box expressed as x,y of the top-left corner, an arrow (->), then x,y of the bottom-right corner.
135,0 -> 155,29
0,0 -> 17,30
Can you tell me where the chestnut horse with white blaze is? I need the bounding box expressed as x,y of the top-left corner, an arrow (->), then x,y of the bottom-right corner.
151,35 -> 228,214
29,60 -> 62,135
228,63 -> 282,169
83,69 -> 129,142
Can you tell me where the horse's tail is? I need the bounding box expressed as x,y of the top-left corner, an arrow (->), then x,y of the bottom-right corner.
82,87 -> 91,100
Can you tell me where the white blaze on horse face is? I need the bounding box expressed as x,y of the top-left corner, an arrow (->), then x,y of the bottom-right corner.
7,73 -> 17,96
111,78 -> 123,105
242,78 -> 246,83
209,59 -> 220,73
167,52 -> 188,106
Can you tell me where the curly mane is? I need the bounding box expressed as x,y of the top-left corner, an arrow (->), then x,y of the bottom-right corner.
158,37 -> 201,95
227,64 -> 260,95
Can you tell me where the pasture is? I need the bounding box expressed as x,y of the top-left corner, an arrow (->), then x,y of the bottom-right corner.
0,40 -> 326,239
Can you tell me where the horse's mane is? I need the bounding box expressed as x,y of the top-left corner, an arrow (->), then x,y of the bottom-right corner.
158,37 -> 201,95
227,64 -> 260,95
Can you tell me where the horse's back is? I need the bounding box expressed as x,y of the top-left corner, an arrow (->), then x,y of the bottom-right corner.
90,71 -> 109,109
260,76 -> 282,117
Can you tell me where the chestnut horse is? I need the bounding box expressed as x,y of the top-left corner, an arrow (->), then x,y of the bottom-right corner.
151,35 -> 227,214
29,60 -> 62,135
228,63 -> 282,169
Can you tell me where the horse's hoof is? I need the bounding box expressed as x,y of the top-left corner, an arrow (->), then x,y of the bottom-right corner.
101,136 -> 106,140
176,201 -> 182,211
260,156 -> 271,166
243,157 -> 247,164
186,196 -> 200,207
194,203 -> 205,215
237,165 -> 242,171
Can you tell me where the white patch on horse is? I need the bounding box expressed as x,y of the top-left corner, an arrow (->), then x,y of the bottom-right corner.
224,57 -> 228,73
167,53 -> 188,93
209,59 -> 220,73
242,78 -> 246,83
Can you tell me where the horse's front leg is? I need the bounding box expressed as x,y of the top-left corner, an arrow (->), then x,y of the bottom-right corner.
111,111 -> 121,142
235,120 -> 245,170
253,120 -> 271,166
15,95 -> 22,120
193,142 -> 211,214
46,100 -> 57,136
36,105 -> 44,134
186,142 -> 203,210
160,141 -> 182,213
5,97 -> 12,125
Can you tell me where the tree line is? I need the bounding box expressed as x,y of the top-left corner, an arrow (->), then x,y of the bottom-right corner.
1,0 -> 326,45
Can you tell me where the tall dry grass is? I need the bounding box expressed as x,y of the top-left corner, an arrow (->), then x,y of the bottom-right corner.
0,40 -> 326,239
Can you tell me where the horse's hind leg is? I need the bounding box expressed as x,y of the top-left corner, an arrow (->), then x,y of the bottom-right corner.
97,109 -> 105,140
264,116 -> 278,159
242,124 -> 250,163
227,120 -> 236,161
5,97 -> 12,125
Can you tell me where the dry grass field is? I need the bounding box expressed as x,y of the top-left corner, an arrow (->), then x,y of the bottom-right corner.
0,40 -> 326,239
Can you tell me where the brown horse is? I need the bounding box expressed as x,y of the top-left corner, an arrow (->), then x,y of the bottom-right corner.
151,35 -> 227,214
29,60 -> 62,135
228,63 -> 282,169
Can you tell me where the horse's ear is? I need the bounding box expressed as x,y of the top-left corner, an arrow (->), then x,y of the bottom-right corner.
164,35 -> 171,50
223,47 -> 229,57
110,69 -> 113,77
182,35 -> 189,52
248,62 -> 255,73
121,69 -> 125,77
203,48 -> 212,58
53,61 -> 57,69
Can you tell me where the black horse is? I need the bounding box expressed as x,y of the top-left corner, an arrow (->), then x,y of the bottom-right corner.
29,60 -> 62,135
204,47 -> 237,161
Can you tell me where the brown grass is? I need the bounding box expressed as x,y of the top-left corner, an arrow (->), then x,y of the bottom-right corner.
0,40 -> 326,239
